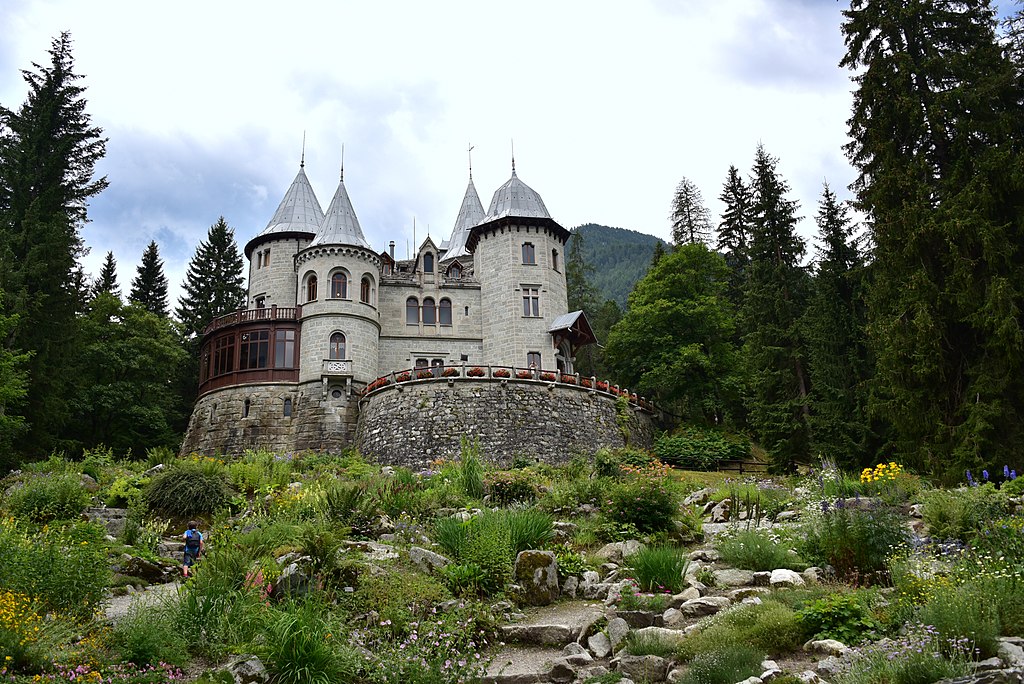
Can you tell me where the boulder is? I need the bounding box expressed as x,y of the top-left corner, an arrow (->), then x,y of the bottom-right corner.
662,607 -> 684,627
668,587 -> 701,607
817,656 -> 844,676
736,678 -> 763,684
562,575 -> 579,599
776,510 -> 800,522
795,671 -> 823,684
752,571 -> 772,586
594,540 -> 644,563
998,639 -> 1024,667
271,563 -> 310,600
607,617 -> 630,652
588,631 -> 613,658
223,655 -> 270,684
84,507 -> 129,537
514,550 -> 559,606
408,546 -> 450,574
770,568 -> 806,588
729,587 -> 769,600
710,500 -> 731,523
688,548 -> 720,563
616,654 -> 668,681
685,488 -> 713,506
804,639 -> 848,656
802,567 -> 824,584
604,579 -> 639,606
500,623 -> 574,646
714,568 -> 755,587
679,596 -> 731,617
119,556 -> 169,584
548,659 -> 577,683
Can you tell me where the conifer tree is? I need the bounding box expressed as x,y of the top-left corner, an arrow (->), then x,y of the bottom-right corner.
842,0 -> 1024,473
175,217 -> 246,339
129,240 -> 169,317
650,241 -> 666,267
716,165 -> 753,310
92,250 -> 120,300
741,145 -> 811,470
0,290 -> 30,470
669,177 -> 713,246
803,184 -> 871,468
0,32 -> 107,455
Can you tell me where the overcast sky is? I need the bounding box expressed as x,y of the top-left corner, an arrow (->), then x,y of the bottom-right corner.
0,1 -> 1014,308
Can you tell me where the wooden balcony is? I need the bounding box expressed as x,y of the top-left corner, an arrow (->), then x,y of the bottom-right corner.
204,305 -> 301,335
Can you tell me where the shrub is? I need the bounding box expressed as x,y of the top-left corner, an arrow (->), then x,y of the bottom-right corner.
259,601 -> 360,684
554,545 -> 591,581
605,475 -> 677,534
920,484 -> 1009,542
917,583 -> 1001,658
434,511 -> 516,595
627,545 -> 689,593
144,462 -> 232,519
717,530 -> 802,572
799,505 -> 907,583
796,592 -> 881,645
485,469 -> 538,506
625,630 -> 677,657
505,508 -> 554,554
319,480 -> 377,535
105,473 -> 148,507
678,644 -> 763,684
4,472 -> 90,523
834,625 -> 974,684
654,427 -> 749,471
110,604 -> 189,667
80,445 -> 114,481
344,566 -> 451,630
677,600 -> 805,660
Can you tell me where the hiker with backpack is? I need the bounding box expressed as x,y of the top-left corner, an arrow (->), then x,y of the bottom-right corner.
181,520 -> 205,578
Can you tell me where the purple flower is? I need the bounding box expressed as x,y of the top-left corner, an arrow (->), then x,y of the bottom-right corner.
1005,465 -> 1011,479
983,469 -> 990,481
967,470 -> 975,486
1012,470 -> 1018,480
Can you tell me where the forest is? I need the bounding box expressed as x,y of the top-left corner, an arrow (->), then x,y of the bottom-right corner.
3,0 -> 1024,483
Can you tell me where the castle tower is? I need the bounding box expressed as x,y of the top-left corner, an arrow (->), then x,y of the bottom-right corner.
294,166 -> 382,391
244,162 -> 324,308
442,174 -> 485,263
469,164 -> 570,371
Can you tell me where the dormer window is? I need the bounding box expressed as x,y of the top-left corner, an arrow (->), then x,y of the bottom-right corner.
449,262 -> 463,279
522,242 -> 536,265
423,252 -> 434,273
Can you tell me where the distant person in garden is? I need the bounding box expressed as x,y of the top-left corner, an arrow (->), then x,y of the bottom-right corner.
181,520 -> 204,578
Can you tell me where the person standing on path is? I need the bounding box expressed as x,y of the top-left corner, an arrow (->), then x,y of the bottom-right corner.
182,520 -> 204,578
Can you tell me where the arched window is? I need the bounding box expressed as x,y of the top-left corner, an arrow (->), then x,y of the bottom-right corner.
306,274 -> 318,302
422,297 -> 436,325
406,297 -> 419,324
552,249 -> 559,271
331,272 -> 348,299
283,398 -> 293,417
360,276 -> 372,303
329,332 -> 346,360
522,242 -> 536,264
243,398 -> 251,418
423,253 -> 434,273
439,298 -> 452,326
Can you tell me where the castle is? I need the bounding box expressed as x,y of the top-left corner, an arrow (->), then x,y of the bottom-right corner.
180,154 -> 656,464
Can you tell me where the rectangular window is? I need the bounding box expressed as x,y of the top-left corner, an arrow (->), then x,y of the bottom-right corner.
522,242 -> 536,264
527,351 -> 542,369
239,330 -> 270,370
263,249 -> 270,267
255,251 -> 261,269
274,329 -> 295,368
522,287 -> 540,317
212,335 -> 235,376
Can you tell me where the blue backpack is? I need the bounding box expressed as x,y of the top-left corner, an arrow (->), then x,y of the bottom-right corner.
184,529 -> 202,556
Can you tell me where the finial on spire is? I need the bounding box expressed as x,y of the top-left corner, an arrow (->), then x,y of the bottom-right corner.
340,143 -> 345,182
301,131 -> 306,168
511,138 -> 516,174
467,142 -> 474,179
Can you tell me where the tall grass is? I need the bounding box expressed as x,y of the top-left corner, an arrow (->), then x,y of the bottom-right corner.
458,436 -> 485,500
717,530 -> 802,572
627,545 -> 690,593
678,644 -> 763,684
259,601 -> 359,684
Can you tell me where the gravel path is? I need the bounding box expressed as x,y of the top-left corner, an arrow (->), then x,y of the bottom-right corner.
102,581 -> 181,622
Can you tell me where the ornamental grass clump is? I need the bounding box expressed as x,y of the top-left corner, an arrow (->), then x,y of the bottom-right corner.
799,504 -> 907,583
920,483 -> 1009,542
676,599 -> 805,661
144,461 -> 233,519
626,545 -> 689,593
717,529 -> 802,572
677,643 -> 763,684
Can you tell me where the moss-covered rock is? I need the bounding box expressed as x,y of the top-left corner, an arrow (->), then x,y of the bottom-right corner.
514,550 -> 559,605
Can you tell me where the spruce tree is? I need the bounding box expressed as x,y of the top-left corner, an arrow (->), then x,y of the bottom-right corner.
803,184 -> 871,468
129,240 -> 169,317
0,32 -> 107,456
0,290 -> 30,470
92,250 -> 120,300
175,217 -> 246,339
741,145 -> 811,470
716,165 -> 753,310
842,0 -> 1024,473
650,241 -> 666,267
669,177 -> 713,246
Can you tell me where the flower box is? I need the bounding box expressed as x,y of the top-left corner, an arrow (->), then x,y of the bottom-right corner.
441,368 -> 460,377
561,375 -> 577,385
516,370 -> 533,379
580,378 -> 593,388
395,372 -> 412,383
365,377 -> 391,393
540,372 -> 557,382
416,370 -> 434,380
596,381 -> 609,392
493,368 -> 511,378
467,367 -> 486,377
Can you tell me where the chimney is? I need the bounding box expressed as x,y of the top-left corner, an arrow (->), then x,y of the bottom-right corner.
389,241 -> 395,259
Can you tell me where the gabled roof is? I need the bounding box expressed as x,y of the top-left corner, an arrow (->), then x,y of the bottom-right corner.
257,165 -> 325,238
444,177 -> 485,260
309,175 -> 372,250
483,169 -> 551,222
549,310 -> 597,347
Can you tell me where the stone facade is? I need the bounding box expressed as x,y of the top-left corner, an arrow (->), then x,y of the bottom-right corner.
355,378 -> 655,469
181,159 -> 644,462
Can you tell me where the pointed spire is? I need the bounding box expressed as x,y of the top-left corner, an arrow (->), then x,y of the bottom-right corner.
444,170 -> 485,260
309,153 -> 371,250
257,161 -> 325,238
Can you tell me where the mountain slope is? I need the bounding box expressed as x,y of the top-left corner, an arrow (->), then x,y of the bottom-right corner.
574,223 -> 668,307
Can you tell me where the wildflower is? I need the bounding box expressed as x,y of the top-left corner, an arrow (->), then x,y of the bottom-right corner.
983,469 -> 990,481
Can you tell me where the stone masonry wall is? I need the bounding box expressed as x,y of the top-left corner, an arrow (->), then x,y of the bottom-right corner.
355,378 -> 656,469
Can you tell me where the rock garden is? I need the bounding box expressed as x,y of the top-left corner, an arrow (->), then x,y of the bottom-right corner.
1,444 -> 1023,684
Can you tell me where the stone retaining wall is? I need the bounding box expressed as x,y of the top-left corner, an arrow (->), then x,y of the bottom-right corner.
355,378 -> 657,469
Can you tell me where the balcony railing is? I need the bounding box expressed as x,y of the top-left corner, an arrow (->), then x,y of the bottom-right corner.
322,359 -> 353,376
203,306 -> 301,335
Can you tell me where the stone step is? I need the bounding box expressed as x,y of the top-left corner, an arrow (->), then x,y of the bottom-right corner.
483,646 -> 566,684
500,623 -> 579,647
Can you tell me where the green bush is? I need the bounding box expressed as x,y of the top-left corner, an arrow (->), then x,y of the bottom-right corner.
796,592 -> 881,645
505,508 -> 554,554
4,472 -> 90,523
539,475 -> 610,515
144,462 -> 232,519
917,583 -> 1001,658
627,545 -> 689,593
458,437 -> 485,500
921,484 -> 1009,542
625,629 -> 677,657
110,604 -> 189,667
799,506 -> 907,582
717,530 -> 802,572
654,427 -> 749,471
485,470 -> 538,506
1000,475 -> 1024,497
678,644 -> 763,684
105,474 -> 148,507
79,445 -> 115,482
833,626 -> 973,684
677,600 -> 805,660
347,567 -> 451,629
434,512 -> 514,595
605,475 -> 677,534
259,601 -> 359,684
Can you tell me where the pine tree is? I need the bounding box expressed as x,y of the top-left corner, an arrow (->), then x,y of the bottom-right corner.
716,165 -> 753,310
129,241 -> 169,317
741,145 -> 811,471
92,250 -> 120,300
175,217 -> 246,339
650,241 -> 666,267
842,0 -> 1024,474
669,177 -> 713,246
803,184 -> 871,468
0,32 -> 107,456
0,290 -> 30,470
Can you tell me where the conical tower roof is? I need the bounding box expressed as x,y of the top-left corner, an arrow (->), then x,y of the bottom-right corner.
256,165 -> 325,238
483,168 -> 551,222
309,172 -> 371,249
444,176 -> 485,260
